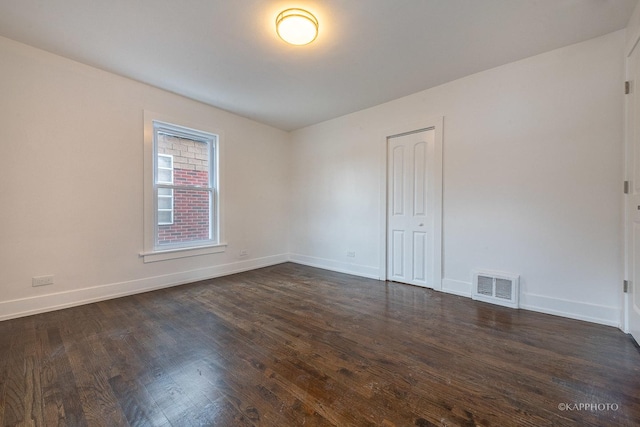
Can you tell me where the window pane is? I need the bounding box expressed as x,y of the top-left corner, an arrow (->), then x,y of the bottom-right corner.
157,169 -> 172,184
160,137 -> 210,186
158,197 -> 172,210
157,155 -> 172,168
158,211 -> 172,225
157,189 -> 211,246
151,120 -> 217,252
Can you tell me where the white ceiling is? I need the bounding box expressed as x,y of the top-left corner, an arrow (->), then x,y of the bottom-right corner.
0,0 -> 636,131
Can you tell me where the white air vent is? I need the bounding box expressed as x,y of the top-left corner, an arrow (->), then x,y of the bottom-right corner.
472,271 -> 519,309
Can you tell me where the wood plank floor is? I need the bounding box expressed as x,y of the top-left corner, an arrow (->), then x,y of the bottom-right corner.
1,263 -> 639,426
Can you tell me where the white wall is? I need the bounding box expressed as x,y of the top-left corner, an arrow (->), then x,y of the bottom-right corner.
0,29 -> 628,327
290,30 -> 625,327
0,36 -> 291,320
627,0 -> 640,55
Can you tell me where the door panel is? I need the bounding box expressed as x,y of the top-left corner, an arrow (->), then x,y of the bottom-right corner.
413,231 -> 427,281
414,142 -> 427,216
387,130 -> 434,288
392,146 -> 404,215
392,230 -> 405,279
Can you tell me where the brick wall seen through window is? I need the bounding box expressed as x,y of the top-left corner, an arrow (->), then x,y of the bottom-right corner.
157,134 -> 210,245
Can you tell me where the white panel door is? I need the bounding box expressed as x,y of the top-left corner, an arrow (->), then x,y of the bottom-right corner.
387,129 -> 435,288
626,42 -> 640,343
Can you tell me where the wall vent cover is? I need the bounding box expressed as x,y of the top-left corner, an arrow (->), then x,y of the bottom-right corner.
472,271 -> 519,309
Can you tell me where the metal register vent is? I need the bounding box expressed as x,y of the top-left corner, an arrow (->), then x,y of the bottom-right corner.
472,271 -> 520,309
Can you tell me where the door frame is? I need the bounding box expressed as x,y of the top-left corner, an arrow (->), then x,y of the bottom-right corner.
624,34 -> 640,335
379,117 -> 444,289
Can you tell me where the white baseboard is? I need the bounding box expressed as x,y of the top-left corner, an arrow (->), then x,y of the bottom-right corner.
1,255 -> 621,329
441,278 -> 472,297
441,278 -> 619,327
0,254 -> 288,322
288,253 -> 381,280
282,264 -> 620,327
519,293 -> 620,328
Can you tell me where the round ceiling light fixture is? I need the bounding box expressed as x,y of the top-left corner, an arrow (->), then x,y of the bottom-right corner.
276,8 -> 318,46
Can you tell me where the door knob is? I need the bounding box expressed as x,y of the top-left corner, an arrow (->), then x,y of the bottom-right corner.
419,223 -> 424,227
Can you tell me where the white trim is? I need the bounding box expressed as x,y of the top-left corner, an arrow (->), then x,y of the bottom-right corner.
520,293 -> 620,328
441,278 -> 472,297
143,110 -> 225,261
624,31 -> 640,335
0,257 -> 621,328
379,116 -> 444,289
140,243 -> 228,263
440,277 -> 619,327
153,120 -> 217,249
288,253 -> 381,280
0,254 -> 288,322
285,256 -> 620,327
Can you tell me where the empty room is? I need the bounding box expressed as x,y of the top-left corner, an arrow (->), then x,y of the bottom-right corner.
1,1 -> 640,426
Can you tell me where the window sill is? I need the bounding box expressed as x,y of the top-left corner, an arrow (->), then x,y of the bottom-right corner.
140,243 -> 227,263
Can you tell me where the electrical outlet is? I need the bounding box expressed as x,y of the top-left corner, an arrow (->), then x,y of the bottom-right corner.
347,251 -> 356,258
239,249 -> 248,257
32,275 -> 54,287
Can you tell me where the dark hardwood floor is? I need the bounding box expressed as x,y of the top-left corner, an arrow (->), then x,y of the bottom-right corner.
0,263 -> 639,426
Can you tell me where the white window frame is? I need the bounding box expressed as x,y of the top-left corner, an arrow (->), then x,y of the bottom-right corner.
157,154 -> 174,225
141,111 -> 226,263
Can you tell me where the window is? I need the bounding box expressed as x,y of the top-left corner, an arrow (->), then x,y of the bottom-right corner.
157,154 -> 174,225
142,112 -> 225,262
154,121 -> 216,247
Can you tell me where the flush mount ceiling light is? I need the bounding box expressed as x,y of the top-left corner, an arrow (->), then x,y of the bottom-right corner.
276,8 -> 318,45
